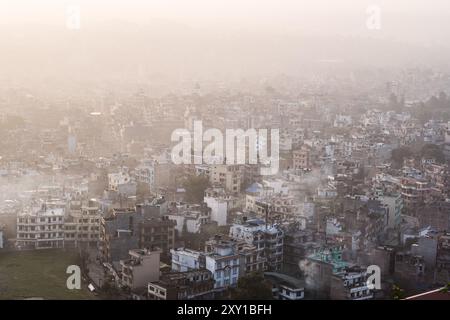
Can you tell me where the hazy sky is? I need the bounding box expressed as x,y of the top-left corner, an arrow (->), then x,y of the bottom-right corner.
1,0 -> 449,83
1,0 -> 450,44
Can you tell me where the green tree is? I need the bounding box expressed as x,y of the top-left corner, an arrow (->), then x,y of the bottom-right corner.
231,273 -> 273,300
182,175 -> 210,203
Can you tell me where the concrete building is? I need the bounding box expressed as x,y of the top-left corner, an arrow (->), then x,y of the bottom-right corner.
204,188 -> 229,226
304,246 -> 350,299
394,251 -> 427,291
229,219 -> 284,271
101,206 -> 175,263
108,171 -> 137,197
64,201 -> 101,248
148,269 -> 214,300
416,236 -> 438,270
210,164 -> 242,194
330,267 -> 374,300
169,228 -> 252,289
205,234 -> 266,275
16,204 -> 65,249
135,159 -> 174,192
166,203 -> 210,235
134,159 -> 155,191
139,216 -> 176,255
205,241 -> 240,290
136,197 -> 168,218
100,208 -> 142,263
378,193 -> 403,229
265,272 -> 305,300
170,248 -> 205,272
368,246 -> 396,277
120,248 -> 161,289
293,145 -> 312,170
283,229 -> 318,277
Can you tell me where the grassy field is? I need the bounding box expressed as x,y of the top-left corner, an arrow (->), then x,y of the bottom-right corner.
0,249 -> 96,300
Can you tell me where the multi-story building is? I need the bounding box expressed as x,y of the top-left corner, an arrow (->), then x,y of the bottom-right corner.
205,241 -> 240,290
293,145 -> 312,170
101,207 -> 175,263
265,272 -> 305,300
100,208 -> 142,263
204,187 -> 230,226
139,216 -> 176,256
120,248 -> 161,289
170,240 -> 241,290
135,159 -> 173,193
229,219 -> 284,271
210,164 -> 242,194
330,267 -> 374,300
64,201 -> 101,248
136,197 -> 168,218
205,235 -> 265,275
283,229 -> 319,276
394,251 -> 427,291
304,246 -> 350,299
166,203 -> 210,235
16,204 -> 65,249
378,193 -> 403,229
170,248 -> 205,272
399,177 -> 431,212
148,269 -> 214,300
134,159 -> 155,191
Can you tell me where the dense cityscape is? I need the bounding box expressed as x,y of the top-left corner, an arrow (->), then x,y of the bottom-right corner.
1,0 -> 450,302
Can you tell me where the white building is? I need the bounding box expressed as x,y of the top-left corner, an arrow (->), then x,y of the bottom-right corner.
170,244 -> 241,290
229,219 -> 284,271
204,188 -> 229,226
170,248 -> 204,272
17,205 -> 65,249
205,243 -> 240,289
167,203 -> 210,235
167,212 -> 207,235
